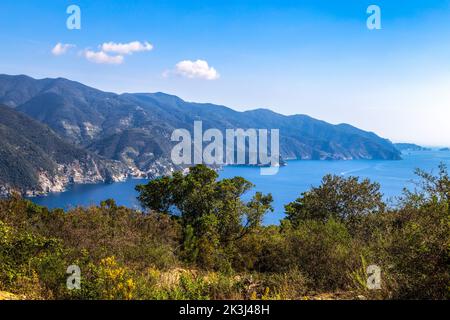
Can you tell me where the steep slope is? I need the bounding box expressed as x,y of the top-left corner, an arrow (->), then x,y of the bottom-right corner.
0,74 -> 401,179
0,105 -> 129,196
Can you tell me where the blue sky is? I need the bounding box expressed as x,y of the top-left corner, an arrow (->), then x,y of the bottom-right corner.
1,0 -> 450,145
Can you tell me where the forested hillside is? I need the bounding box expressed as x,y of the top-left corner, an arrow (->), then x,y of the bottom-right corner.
0,105 -> 128,196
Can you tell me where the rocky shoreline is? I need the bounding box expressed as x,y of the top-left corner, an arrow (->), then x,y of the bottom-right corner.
0,160 -> 178,198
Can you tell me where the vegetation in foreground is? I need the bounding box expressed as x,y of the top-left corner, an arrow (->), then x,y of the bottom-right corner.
0,164 -> 448,300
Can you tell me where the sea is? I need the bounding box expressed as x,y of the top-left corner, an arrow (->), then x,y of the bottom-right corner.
30,150 -> 450,225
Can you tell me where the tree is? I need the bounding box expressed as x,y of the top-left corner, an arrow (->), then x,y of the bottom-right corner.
387,163 -> 450,299
136,165 -> 273,268
402,163 -> 450,207
284,174 -> 385,226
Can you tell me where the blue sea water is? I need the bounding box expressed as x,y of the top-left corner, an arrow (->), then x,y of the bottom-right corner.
30,151 -> 450,225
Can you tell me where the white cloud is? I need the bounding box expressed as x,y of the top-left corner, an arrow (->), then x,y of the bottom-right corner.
83,50 -> 124,65
82,41 -> 153,65
101,41 -> 153,55
51,43 -> 75,56
171,59 -> 220,80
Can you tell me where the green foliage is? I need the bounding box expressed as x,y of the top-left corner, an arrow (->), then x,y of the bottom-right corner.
0,219 -> 65,298
181,225 -> 199,264
0,197 -> 180,299
137,165 -> 273,269
284,218 -> 358,291
0,165 -> 448,300
373,192 -> 449,299
285,174 -> 385,227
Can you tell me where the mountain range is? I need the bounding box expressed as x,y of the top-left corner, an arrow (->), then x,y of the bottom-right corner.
0,74 -> 401,196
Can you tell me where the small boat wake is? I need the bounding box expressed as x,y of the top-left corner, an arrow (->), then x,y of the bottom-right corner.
340,166 -> 370,176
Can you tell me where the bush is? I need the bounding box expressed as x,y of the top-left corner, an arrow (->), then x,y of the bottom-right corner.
0,164 -> 448,300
